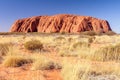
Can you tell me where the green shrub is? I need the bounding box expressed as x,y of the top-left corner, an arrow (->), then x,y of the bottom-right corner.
24,40 -> 43,51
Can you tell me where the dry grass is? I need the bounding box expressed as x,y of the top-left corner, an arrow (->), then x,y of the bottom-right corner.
71,42 -> 90,50
58,37 -> 120,61
58,41 -> 91,57
24,39 -> 43,51
57,36 -> 92,57
59,50 -> 78,57
62,60 -> 120,80
2,55 -> 32,67
2,46 -> 32,67
31,54 -> 62,70
61,60 -> 92,80
92,43 -> 120,61
79,31 -> 116,36
80,31 -> 97,36
0,32 -> 26,35
105,31 -> 116,35
0,33 -> 120,80
0,43 -> 13,56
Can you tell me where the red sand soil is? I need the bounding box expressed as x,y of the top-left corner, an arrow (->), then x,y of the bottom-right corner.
0,64 -> 62,80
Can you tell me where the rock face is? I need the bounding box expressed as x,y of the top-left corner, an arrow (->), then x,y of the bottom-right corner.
10,14 -> 112,33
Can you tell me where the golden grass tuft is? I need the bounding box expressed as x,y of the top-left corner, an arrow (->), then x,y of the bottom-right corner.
31,55 -> 62,70
58,41 -> 91,57
92,43 -> 120,61
105,31 -> 116,36
0,43 -> 13,56
24,39 -> 43,51
80,31 -> 97,36
71,42 -> 90,50
62,60 -> 120,80
2,55 -> 32,67
62,61 -> 91,80
2,45 -> 33,67
59,50 -> 78,57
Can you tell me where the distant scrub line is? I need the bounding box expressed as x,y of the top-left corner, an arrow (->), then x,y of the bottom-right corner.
0,31 -> 117,36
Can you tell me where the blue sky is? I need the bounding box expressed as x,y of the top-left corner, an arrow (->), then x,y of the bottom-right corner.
0,0 -> 120,33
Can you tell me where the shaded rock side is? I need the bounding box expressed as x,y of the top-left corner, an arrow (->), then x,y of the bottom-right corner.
10,14 -> 112,33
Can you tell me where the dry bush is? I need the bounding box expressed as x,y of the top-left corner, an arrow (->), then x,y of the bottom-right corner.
31,55 -> 62,70
2,46 -> 33,67
53,36 -> 66,44
61,60 -> 120,80
0,43 -> 13,56
59,42 -> 120,61
0,32 -> 26,35
71,42 -> 90,50
54,36 -> 66,40
24,40 -> 43,51
80,31 -> 97,36
68,37 -> 75,42
2,55 -> 32,67
62,61 -> 91,80
104,31 -> 116,36
58,40 -> 91,57
88,36 -> 95,43
92,43 -> 120,61
59,50 -> 78,57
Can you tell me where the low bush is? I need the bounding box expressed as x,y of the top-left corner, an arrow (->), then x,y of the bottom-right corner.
88,36 -> 95,43
93,43 -> 120,61
2,55 -> 32,67
31,55 -> 62,70
80,31 -> 97,36
59,50 -> 78,57
62,61 -> 120,80
0,32 -> 26,35
62,61 -> 91,80
0,43 -> 13,56
54,36 -> 66,41
72,42 -> 90,49
24,40 -> 43,51
104,31 -> 116,35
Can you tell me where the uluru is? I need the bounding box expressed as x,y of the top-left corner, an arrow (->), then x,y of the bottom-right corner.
10,14 -> 112,33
